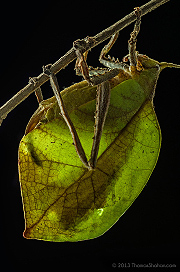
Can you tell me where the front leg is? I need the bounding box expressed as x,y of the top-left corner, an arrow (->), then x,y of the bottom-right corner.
99,7 -> 142,73
99,33 -> 130,72
73,37 -> 120,85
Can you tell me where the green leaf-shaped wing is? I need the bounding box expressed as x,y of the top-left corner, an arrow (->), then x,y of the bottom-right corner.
18,69 -> 161,241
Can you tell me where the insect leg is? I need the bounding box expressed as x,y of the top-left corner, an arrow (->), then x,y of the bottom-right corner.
43,65 -> 91,170
99,33 -> 130,72
35,88 -> 44,104
73,37 -> 95,85
99,32 -> 119,66
128,7 -> 141,68
89,68 -> 121,85
29,77 -> 44,104
88,81 -> 111,169
73,36 -> 121,85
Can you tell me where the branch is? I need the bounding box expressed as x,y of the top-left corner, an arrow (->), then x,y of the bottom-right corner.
0,0 -> 170,125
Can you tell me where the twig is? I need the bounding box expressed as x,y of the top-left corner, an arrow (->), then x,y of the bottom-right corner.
0,0 -> 170,125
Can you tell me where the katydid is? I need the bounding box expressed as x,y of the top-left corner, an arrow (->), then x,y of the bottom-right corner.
17,7 -> 180,241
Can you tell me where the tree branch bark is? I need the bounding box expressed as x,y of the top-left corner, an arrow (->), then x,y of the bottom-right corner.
0,0 -> 170,125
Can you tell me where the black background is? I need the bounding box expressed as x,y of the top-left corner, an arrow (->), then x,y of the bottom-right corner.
1,0 -> 180,271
